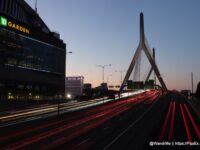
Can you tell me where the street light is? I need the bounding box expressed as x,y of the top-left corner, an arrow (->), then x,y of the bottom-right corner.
115,70 -> 126,85
96,64 -> 112,83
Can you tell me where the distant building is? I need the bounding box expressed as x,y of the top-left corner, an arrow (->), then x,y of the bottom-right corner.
0,0 -> 66,101
83,83 -> 92,91
95,83 -> 108,92
65,76 -> 84,99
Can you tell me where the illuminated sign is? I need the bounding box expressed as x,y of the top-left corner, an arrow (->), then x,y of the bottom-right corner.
8,21 -> 30,34
0,16 -> 7,27
0,16 -> 30,34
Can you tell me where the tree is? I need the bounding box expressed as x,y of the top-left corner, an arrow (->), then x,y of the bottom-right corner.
196,82 -> 200,98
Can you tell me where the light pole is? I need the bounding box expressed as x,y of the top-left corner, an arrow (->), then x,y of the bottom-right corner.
96,64 -> 112,83
115,70 -> 126,85
115,70 -> 126,98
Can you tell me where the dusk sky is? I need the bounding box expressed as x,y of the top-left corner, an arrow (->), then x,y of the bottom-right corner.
26,0 -> 200,91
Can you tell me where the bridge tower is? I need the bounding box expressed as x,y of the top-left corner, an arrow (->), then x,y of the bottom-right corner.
120,13 -> 167,92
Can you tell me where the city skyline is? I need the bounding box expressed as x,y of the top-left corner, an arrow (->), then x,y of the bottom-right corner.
26,0 -> 200,91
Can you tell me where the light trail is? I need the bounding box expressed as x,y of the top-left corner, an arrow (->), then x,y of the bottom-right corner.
159,101 -> 173,141
1,91 -> 149,143
0,90 -> 146,124
180,104 -> 192,142
41,105 -> 131,150
5,101 -> 134,149
3,90 -> 159,150
183,104 -> 200,140
42,92 -> 159,149
168,102 -> 176,141
0,107 -> 57,122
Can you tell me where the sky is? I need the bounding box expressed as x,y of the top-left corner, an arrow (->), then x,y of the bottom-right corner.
26,0 -> 200,91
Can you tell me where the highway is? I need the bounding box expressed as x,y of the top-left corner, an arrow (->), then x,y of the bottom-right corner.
144,91 -> 200,149
0,90 -> 159,149
0,90 -> 145,127
103,91 -> 200,150
1,90 -> 199,150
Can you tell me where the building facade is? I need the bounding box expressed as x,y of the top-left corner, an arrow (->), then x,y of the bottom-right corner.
65,76 -> 84,99
0,0 -> 66,100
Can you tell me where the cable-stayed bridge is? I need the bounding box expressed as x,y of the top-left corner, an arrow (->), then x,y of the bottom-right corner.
0,13 -> 199,150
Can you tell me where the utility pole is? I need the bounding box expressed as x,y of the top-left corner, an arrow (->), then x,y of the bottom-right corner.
96,64 -> 112,83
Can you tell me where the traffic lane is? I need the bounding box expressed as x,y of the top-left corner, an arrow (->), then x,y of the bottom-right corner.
0,91 -> 158,149
0,100 -> 98,123
0,91 -> 146,125
1,99 -> 123,146
18,91 -> 159,149
145,92 -> 200,150
0,99 -> 129,145
101,92 -> 169,150
65,104 -> 149,150
59,91 -> 160,150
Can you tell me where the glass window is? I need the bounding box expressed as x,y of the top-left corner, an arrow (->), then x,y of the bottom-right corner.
0,27 -> 65,74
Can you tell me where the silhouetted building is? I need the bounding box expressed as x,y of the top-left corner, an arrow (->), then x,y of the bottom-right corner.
96,83 -> 108,92
65,76 -> 84,99
83,83 -> 92,91
196,82 -> 200,98
0,0 -> 66,100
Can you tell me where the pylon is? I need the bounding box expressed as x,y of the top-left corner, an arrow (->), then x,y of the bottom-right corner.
120,13 -> 167,92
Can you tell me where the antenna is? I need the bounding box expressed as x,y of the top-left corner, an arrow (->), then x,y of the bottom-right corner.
35,0 -> 38,13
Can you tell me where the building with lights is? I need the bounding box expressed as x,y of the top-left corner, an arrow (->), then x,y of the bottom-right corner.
65,76 -> 84,99
0,0 -> 66,100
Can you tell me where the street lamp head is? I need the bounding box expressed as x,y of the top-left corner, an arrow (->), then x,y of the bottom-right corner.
67,51 -> 72,54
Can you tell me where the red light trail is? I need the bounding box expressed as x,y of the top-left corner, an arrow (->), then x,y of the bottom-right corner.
183,104 -> 200,140
159,101 -> 173,141
168,102 -> 175,141
180,104 -> 192,142
1,90 -> 159,150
